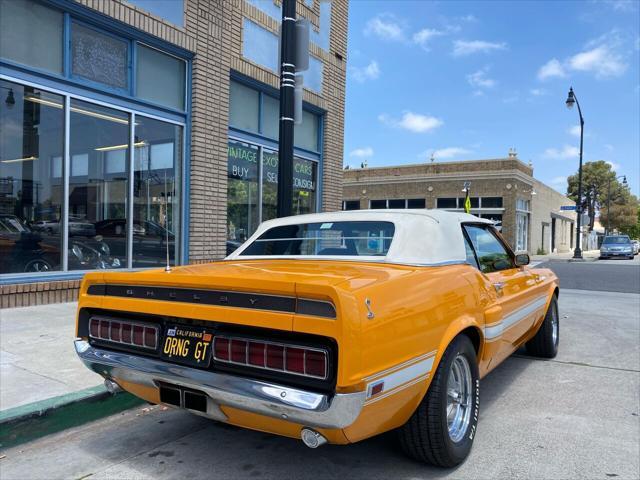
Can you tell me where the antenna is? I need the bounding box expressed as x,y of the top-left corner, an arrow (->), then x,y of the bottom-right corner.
164,171 -> 171,273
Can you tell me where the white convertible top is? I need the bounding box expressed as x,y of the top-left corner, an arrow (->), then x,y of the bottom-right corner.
227,209 -> 494,266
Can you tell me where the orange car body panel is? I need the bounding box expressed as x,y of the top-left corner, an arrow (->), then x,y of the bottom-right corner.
75,258 -> 558,443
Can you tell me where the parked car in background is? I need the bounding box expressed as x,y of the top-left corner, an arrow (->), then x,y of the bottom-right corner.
600,235 -> 634,260
75,210 -> 560,467
632,239 -> 639,256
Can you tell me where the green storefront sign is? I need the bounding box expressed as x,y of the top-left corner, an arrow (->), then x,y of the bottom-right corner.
229,144 -> 315,191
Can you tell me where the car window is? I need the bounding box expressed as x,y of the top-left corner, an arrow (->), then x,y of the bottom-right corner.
463,225 -> 513,273
603,236 -> 631,244
239,221 -> 395,257
463,232 -> 479,269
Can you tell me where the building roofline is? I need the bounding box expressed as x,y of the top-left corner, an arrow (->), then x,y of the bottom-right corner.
345,156 -> 533,172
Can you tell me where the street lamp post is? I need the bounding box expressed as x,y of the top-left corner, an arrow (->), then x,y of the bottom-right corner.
566,87 -> 584,259
605,175 -> 627,235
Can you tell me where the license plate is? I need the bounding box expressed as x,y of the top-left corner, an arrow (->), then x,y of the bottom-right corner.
161,325 -> 213,367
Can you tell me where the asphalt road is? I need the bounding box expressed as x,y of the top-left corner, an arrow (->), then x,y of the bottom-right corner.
537,255 -> 640,294
1,287 -> 638,480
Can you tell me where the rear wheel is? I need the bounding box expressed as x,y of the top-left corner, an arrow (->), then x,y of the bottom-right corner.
525,295 -> 559,358
399,335 -> 479,467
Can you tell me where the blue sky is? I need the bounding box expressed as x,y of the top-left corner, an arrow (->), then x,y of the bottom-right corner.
343,0 -> 640,196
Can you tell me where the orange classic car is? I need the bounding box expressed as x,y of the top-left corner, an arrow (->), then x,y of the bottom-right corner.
75,210 -> 559,467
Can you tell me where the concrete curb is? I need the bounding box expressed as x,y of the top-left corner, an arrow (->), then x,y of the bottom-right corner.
0,385 -> 144,449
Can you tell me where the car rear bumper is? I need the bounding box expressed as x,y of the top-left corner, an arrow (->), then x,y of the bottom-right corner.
74,339 -> 365,429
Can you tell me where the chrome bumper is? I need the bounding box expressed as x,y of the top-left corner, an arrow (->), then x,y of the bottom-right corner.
74,340 -> 365,429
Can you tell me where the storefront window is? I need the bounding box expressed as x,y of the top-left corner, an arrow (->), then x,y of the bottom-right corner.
0,0 -> 63,74
293,157 -> 317,215
229,81 -> 259,133
227,141 -> 259,247
133,117 -> 182,267
68,99 -> 129,270
136,45 -> 186,110
0,81 -> 64,273
227,141 -> 318,246
262,149 -> 278,222
71,23 -> 129,90
294,111 -> 319,152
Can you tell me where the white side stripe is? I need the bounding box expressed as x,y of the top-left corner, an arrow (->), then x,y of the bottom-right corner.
484,295 -> 548,340
366,354 -> 436,401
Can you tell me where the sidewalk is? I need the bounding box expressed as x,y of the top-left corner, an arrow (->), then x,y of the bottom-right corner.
0,302 -> 100,412
0,302 -> 143,448
530,249 -> 601,264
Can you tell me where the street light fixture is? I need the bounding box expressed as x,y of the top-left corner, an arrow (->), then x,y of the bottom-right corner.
566,87 -> 584,259
605,174 -> 628,235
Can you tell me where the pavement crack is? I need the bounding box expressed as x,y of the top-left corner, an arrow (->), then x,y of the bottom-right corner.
10,363 -> 71,387
513,355 -> 640,373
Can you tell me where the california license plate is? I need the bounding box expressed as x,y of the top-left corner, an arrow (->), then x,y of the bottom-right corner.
161,325 -> 213,367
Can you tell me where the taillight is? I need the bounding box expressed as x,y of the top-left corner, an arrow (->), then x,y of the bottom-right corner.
213,336 -> 328,380
89,317 -> 158,350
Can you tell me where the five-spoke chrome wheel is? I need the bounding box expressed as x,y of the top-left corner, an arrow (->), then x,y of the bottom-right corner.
446,354 -> 473,443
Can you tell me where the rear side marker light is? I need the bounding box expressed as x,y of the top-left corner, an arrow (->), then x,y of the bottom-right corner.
213,336 -> 328,380
89,317 -> 157,351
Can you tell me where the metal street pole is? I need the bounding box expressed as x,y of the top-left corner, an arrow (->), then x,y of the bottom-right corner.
566,88 -> 584,259
276,0 -> 296,218
606,174 -> 627,235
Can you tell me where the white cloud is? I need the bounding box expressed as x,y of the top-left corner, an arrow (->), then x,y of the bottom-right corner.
537,58 -> 566,81
606,160 -> 621,171
364,14 -> 406,41
568,125 -> 582,137
458,14 -> 478,23
549,176 -> 568,192
412,28 -> 446,50
605,0 -> 638,12
431,147 -> 472,159
543,145 -> 580,159
538,31 -> 629,81
466,67 -> 496,88
378,111 -> 443,133
567,45 -> 627,79
529,88 -> 547,96
452,40 -> 507,56
349,147 -> 374,158
604,144 -> 615,151
350,60 -> 380,83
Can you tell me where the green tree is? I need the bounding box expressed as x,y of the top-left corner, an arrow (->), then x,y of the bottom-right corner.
619,205 -> 640,239
566,161 -> 630,232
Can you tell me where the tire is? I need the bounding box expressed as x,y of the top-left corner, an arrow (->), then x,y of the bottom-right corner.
525,294 -> 559,358
399,335 -> 479,467
23,258 -> 53,273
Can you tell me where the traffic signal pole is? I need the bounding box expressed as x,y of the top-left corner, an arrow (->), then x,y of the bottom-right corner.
276,0 -> 296,218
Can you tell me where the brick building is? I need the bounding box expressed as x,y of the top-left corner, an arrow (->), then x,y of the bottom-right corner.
0,0 -> 348,306
342,152 -> 576,255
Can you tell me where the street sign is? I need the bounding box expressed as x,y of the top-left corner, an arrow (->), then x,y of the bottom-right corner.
560,205 -> 577,211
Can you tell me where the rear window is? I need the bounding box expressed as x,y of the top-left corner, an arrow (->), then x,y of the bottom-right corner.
603,236 -> 631,244
239,221 -> 395,257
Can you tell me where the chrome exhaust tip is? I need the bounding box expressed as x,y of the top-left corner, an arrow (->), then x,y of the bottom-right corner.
301,428 -> 327,448
104,378 -> 122,394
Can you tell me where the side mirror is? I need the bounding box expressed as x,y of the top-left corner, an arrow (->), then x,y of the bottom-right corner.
515,253 -> 530,266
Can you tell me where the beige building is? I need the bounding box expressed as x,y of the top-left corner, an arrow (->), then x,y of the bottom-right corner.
342,152 -> 576,254
0,0 -> 348,306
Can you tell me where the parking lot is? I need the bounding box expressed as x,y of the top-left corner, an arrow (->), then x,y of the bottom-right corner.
1,285 -> 638,480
